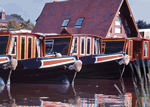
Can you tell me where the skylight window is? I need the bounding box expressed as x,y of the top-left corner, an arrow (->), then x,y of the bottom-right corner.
61,19 -> 70,27
75,17 -> 84,27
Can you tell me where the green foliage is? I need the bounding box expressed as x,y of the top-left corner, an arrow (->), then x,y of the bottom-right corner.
7,19 -> 21,29
21,19 -> 34,30
9,14 -> 34,30
10,14 -> 24,21
136,20 -> 150,29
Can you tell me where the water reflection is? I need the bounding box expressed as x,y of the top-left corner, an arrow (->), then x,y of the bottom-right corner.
0,78 -> 136,107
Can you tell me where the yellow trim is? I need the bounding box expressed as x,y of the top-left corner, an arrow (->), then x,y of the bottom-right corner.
128,40 -> 132,56
46,36 -> 72,39
102,43 -> 106,54
102,40 -> 125,41
0,35 -> 10,36
4,35 -> 11,53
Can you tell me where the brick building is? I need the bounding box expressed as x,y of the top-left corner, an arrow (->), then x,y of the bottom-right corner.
0,10 -> 23,27
33,0 -> 141,38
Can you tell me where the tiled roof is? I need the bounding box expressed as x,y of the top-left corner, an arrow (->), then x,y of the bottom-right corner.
33,0 -> 122,37
0,14 -> 23,23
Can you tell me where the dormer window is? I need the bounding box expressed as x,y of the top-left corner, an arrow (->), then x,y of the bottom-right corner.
75,17 -> 84,28
61,19 -> 70,28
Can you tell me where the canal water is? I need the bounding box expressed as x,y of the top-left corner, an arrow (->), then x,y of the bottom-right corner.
0,77 -> 139,107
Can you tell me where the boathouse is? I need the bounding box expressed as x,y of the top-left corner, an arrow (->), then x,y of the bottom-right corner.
33,0 -> 140,38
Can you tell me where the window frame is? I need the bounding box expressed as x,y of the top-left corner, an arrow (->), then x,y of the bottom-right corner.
75,17 -> 84,28
61,18 -> 70,28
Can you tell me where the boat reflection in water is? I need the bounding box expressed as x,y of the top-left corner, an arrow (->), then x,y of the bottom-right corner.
0,79 -> 136,107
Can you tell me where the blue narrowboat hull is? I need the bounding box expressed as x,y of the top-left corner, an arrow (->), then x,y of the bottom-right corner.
0,56 -> 78,84
76,53 -> 126,79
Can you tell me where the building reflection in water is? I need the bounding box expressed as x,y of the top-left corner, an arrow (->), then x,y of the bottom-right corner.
0,78 -> 137,107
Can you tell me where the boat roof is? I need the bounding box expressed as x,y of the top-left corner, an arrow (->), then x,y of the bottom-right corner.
45,34 -> 102,38
0,31 -> 45,37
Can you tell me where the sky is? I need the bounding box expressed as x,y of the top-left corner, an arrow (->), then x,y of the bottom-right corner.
0,0 -> 150,25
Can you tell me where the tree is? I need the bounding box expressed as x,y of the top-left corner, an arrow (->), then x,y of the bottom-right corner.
10,14 -> 24,21
21,19 -> 34,30
136,20 -> 150,29
7,19 -> 21,29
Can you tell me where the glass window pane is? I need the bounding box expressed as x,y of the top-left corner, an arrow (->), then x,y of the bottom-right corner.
62,19 -> 70,27
12,37 -> 17,54
115,27 -> 121,33
21,37 -> 25,59
81,38 -> 85,54
115,17 -> 121,25
75,18 -> 84,26
144,42 -> 148,57
72,38 -> 77,53
87,38 -> 91,54
28,38 -> 32,58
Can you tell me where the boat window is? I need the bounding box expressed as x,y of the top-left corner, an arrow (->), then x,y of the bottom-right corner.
36,38 -> 41,57
11,37 -> 17,55
87,38 -> 91,55
21,37 -> 25,59
81,37 -> 85,55
94,38 -> 100,54
144,41 -> 148,57
72,37 -> 78,54
102,43 -> 106,54
102,40 -> 125,54
28,37 -> 32,58
46,39 -> 54,54
46,37 -> 71,55
0,36 -> 9,55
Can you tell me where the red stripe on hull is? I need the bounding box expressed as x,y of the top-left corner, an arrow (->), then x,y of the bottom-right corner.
43,58 -> 74,66
0,58 -> 8,62
97,55 -> 123,62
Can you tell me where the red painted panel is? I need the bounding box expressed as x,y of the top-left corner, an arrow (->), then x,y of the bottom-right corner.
43,58 -> 74,66
97,55 -> 123,62
0,58 -> 8,62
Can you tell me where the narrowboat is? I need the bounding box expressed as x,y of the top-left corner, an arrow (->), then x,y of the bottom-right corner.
0,31 -> 82,85
102,37 -> 150,77
44,33 -> 130,79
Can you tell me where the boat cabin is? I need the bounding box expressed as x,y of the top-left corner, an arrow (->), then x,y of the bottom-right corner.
0,32 -> 45,60
102,37 -> 150,61
45,34 -> 102,58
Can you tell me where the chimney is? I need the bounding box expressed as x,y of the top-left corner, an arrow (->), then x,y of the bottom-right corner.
0,10 -> 5,19
54,0 -> 59,2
